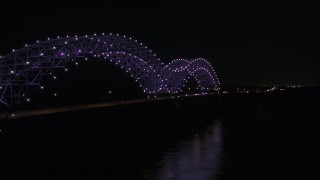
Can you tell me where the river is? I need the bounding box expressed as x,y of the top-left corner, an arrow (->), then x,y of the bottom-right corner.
1,91 -> 319,179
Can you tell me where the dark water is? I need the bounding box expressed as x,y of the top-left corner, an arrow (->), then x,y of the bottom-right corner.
1,90 -> 320,180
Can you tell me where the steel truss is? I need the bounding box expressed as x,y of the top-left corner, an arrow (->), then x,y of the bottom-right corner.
0,33 -> 220,106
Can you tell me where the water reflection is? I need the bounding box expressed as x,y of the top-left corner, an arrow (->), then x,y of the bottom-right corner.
152,119 -> 223,180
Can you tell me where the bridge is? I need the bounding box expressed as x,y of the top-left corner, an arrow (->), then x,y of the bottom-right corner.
0,33 -> 220,107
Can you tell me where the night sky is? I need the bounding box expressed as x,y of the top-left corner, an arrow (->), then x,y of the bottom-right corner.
0,1 -> 319,86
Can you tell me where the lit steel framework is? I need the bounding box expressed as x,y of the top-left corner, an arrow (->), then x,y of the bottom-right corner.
0,33 -> 220,106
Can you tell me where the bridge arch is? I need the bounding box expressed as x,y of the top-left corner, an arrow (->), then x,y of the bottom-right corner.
161,58 -> 220,93
0,33 -> 219,106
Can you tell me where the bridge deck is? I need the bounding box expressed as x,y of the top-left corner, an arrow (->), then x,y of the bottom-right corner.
0,94 -> 210,119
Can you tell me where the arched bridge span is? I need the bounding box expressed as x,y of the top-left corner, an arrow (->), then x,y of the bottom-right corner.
0,33 -> 220,106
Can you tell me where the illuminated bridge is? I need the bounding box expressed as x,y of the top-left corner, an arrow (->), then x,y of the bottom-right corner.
0,33 -> 220,106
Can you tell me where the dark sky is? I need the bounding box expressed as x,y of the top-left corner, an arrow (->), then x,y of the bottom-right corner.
0,0 -> 319,86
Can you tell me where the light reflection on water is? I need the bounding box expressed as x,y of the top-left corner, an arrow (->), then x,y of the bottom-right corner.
151,119 -> 223,180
